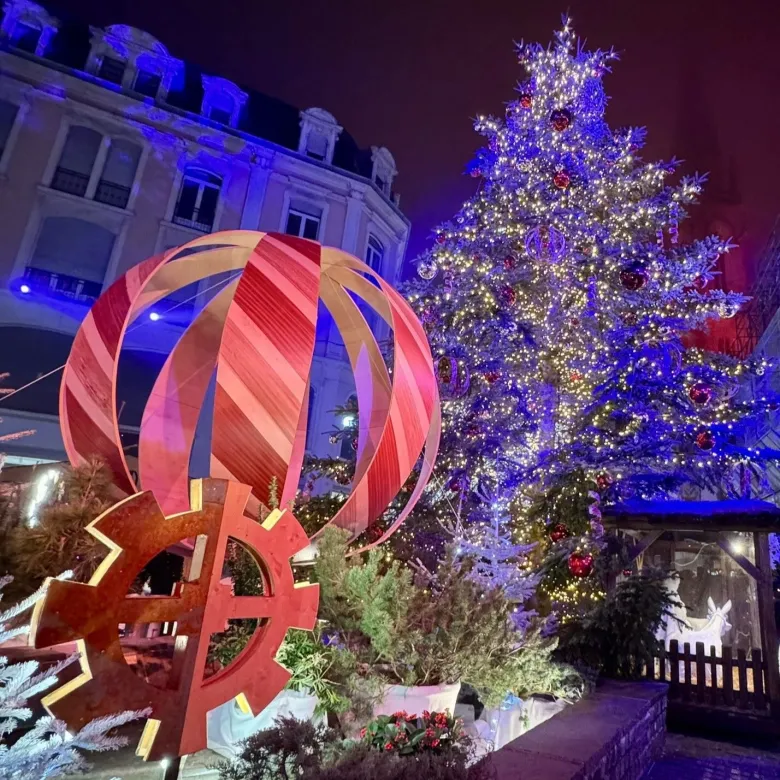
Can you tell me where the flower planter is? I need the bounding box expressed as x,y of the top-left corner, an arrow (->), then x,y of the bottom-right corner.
374,682 -> 461,718
207,689 -> 320,759
477,694 -> 569,751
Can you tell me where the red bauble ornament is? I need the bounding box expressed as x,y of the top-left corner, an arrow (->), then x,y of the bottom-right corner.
351,436 -> 358,451
622,568 -> 633,577
693,275 -> 708,291
596,473 -> 612,490
550,108 -> 572,131
448,475 -> 466,492
568,552 -> 594,578
470,168 -> 482,178
695,431 -> 716,451
620,266 -> 648,291
436,234 -> 446,244
553,171 -> 571,189
503,254 -> 519,270
550,523 -> 568,542
501,285 -> 517,306
688,383 -> 713,406
484,370 -> 501,384
569,370 -> 583,382
519,93 -> 533,109
437,356 -> 454,385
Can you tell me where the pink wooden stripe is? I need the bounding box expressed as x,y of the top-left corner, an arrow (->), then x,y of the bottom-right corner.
212,234 -> 320,508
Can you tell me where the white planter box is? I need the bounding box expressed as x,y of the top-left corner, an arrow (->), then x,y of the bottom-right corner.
478,695 -> 568,752
374,682 -> 461,717
207,689 -> 321,759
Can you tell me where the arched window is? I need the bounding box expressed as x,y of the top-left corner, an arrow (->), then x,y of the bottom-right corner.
25,216 -> 115,302
173,167 -> 222,232
52,126 -> 102,197
366,235 -> 384,272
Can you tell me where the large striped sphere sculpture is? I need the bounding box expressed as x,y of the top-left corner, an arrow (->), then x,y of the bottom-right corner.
61,231 -> 440,547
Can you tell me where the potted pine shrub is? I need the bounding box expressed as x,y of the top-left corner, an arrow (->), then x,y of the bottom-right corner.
312,529 -> 559,725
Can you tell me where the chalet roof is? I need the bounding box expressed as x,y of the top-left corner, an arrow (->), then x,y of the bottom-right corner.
603,499 -> 780,532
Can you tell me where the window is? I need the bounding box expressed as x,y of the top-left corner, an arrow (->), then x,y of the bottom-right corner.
207,106 -> 232,125
133,70 -> 162,98
97,56 -> 126,85
95,139 -> 141,209
51,126 -> 102,197
285,204 -> 321,241
0,100 -> 19,159
366,235 -> 384,272
25,217 -> 115,302
173,168 -> 221,232
305,132 -> 328,161
12,22 -> 41,53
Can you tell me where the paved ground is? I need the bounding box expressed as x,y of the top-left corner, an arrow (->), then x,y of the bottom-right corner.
645,733 -> 780,780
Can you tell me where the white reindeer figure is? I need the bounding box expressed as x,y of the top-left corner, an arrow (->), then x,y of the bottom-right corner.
666,598 -> 732,686
667,597 -> 732,656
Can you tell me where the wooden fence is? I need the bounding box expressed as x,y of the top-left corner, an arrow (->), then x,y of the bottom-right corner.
642,640 -> 770,713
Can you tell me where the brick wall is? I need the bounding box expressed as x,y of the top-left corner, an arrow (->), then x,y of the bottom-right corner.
479,680 -> 667,780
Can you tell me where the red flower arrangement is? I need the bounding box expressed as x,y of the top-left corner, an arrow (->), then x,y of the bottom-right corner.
360,710 -> 465,756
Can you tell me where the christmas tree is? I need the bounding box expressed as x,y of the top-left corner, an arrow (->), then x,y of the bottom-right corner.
404,17 -> 778,618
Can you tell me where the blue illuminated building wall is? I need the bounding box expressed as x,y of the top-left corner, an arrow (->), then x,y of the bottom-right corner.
0,0 -> 410,468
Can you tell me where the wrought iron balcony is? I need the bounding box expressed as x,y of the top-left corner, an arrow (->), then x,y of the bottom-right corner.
95,180 -> 131,209
50,167 -> 89,198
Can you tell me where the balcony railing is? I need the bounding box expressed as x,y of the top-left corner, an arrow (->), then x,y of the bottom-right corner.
172,212 -> 214,233
50,167 -> 89,198
23,267 -> 102,303
95,180 -> 131,209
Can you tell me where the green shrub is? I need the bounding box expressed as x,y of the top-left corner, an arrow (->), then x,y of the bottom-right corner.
557,568 -> 682,678
217,717 -> 340,780
312,529 -> 582,708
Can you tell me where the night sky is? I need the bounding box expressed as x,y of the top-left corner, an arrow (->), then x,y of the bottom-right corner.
54,0 -> 780,283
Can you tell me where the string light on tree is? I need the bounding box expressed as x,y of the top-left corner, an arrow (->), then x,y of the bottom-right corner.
398,15 -> 778,620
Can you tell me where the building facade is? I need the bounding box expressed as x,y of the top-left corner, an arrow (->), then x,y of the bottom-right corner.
0,1 -> 410,466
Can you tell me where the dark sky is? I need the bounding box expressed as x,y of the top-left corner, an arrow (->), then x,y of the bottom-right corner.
54,0 -> 780,281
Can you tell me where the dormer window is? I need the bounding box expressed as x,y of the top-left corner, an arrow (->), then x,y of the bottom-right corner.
13,21 -> 40,52
298,108 -> 342,166
133,69 -> 162,98
201,76 -> 247,129
97,55 -> 126,85
370,146 -> 398,198
305,132 -> 328,161
1,0 -> 59,57
87,25 -> 181,100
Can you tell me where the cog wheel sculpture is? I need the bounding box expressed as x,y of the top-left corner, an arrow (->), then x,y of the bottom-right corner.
29,478 -> 318,761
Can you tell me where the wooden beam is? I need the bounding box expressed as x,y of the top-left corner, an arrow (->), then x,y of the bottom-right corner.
753,533 -> 780,718
716,537 -> 762,581
628,530 -> 664,563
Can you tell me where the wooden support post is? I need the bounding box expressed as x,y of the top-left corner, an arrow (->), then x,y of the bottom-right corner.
754,533 -> 780,718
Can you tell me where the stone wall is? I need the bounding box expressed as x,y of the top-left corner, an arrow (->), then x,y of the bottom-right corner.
479,680 -> 667,780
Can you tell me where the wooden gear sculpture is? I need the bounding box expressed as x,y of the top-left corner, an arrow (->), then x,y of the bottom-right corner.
31,479 -> 317,760
30,231 -> 440,763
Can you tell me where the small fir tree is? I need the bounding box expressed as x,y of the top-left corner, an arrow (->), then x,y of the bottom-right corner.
7,457 -> 114,596
0,574 -> 147,778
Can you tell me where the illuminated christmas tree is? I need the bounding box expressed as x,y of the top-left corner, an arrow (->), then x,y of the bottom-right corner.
404,17 -> 778,617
